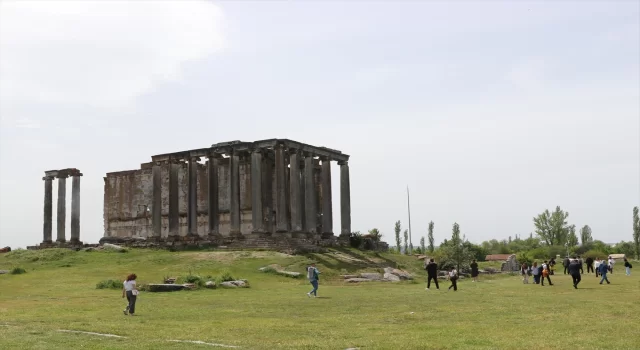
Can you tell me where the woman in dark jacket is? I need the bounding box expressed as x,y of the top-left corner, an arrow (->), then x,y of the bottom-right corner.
624,258 -> 632,276
470,260 -> 479,282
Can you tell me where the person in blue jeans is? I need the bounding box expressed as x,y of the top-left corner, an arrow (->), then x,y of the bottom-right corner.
306,263 -> 320,298
598,261 -> 611,285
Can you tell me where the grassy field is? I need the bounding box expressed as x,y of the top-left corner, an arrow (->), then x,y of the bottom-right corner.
1,248 -> 639,350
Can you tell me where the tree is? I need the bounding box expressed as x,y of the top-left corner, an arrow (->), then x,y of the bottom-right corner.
420,236 -> 426,254
368,228 -> 382,242
450,223 -> 463,271
533,206 -> 570,245
567,225 -> 579,248
427,221 -> 435,253
438,223 -> 474,271
394,221 -> 402,252
579,225 -> 593,245
634,207 -> 640,259
403,229 -> 409,254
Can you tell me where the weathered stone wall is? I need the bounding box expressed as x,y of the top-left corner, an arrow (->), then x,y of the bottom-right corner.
104,159 -> 322,238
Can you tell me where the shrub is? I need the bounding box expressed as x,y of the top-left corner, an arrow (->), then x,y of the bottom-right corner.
582,250 -> 609,260
96,279 -> 121,290
183,274 -> 206,287
10,267 -> 26,275
349,232 -> 363,248
219,271 -> 235,282
516,252 -> 532,265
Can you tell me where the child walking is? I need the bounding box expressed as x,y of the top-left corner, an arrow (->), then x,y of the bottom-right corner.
447,267 -> 458,291
306,263 -> 320,297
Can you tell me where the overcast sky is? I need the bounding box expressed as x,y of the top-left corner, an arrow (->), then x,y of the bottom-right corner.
1,1 -> 638,249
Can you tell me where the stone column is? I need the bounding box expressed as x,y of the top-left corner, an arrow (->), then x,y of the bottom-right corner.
321,158 -> 333,236
151,162 -> 162,238
187,156 -> 199,236
207,154 -> 220,236
168,160 -> 180,237
275,144 -> 288,232
229,150 -> 241,235
289,149 -> 303,232
261,152 -> 274,234
299,161 -> 306,232
304,154 -> 317,233
339,160 -> 351,236
70,171 -> 82,243
56,173 -> 68,242
251,149 -> 264,233
42,175 -> 54,243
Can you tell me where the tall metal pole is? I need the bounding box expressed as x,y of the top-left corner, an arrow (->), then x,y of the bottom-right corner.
407,186 -> 413,255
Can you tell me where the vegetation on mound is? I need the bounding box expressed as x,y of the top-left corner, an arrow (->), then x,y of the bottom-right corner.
96,279 -> 121,290
10,267 -> 26,275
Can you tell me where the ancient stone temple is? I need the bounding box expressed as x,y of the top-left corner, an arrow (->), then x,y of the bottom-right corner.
101,139 -> 351,250
40,168 -> 83,247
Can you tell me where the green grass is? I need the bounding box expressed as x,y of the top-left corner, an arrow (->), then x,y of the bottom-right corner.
1,248 -> 639,349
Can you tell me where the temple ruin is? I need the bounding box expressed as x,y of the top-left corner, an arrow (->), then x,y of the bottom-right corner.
40,168 -> 83,247
100,139 -> 351,250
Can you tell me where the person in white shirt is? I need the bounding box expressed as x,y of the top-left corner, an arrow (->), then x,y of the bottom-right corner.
447,268 -> 458,291
122,273 -> 138,316
608,257 -> 615,274
594,258 -> 601,277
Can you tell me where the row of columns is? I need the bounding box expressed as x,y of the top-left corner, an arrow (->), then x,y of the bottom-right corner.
150,145 -> 351,238
42,169 -> 82,244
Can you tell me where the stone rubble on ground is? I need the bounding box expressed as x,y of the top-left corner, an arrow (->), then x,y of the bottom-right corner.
0,270 -> 9,275
205,281 -> 216,289
102,243 -> 126,252
341,267 -> 414,283
221,280 -> 249,288
258,264 -> 301,278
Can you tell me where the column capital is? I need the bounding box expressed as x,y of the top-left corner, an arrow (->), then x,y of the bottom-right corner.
320,155 -> 331,161
189,156 -> 201,162
56,173 -> 69,179
42,175 -> 56,181
338,160 -> 349,166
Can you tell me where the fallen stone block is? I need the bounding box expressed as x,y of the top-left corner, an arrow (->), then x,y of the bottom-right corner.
0,270 -> 9,274
383,267 -> 413,280
359,272 -> 382,280
102,243 -> 126,252
341,274 -> 359,279
383,273 -> 401,282
221,280 -> 248,288
345,278 -> 374,283
205,281 -> 216,289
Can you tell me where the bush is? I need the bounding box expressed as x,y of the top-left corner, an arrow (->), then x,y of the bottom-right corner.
10,267 -> 26,275
219,271 -> 235,282
96,279 -> 121,289
183,274 -> 206,287
349,232 -> 363,248
516,252 -> 532,265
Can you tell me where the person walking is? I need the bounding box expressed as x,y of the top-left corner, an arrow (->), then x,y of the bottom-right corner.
563,256 -> 570,274
425,259 -> 440,290
585,256 -> 594,274
531,262 -> 541,284
541,261 -> 554,286
470,259 -> 479,282
568,258 -> 582,289
578,256 -> 584,274
447,267 -> 458,291
306,263 -> 320,298
608,256 -> 615,274
624,258 -> 632,276
599,260 -> 611,284
521,263 -> 530,284
549,258 -> 556,275
122,273 -> 138,316
595,258 -> 601,277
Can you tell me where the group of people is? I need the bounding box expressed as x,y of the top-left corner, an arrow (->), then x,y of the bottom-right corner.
520,260 -> 555,285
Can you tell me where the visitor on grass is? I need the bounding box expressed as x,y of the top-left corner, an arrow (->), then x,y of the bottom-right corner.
623,258 -> 632,276
531,262 -> 540,284
425,258 -> 439,290
586,256 -> 594,274
306,263 -> 320,298
608,256 -> 615,274
521,263 -> 530,284
568,258 -> 582,289
595,258 -> 601,277
541,261 -> 553,286
598,260 -> 611,284
563,256 -> 570,274
447,267 -> 458,291
578,256 -> 584,274
549,258 -> 556,275
122,273 -> 138,316
470,259 -> 479,282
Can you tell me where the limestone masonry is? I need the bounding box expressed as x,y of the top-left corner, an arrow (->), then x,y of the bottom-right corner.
99,139 -> 352,251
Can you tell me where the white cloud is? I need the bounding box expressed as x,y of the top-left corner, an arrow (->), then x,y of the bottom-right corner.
0,0 -> 225,109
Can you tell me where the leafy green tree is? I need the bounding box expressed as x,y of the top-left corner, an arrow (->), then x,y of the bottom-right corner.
427,221 -> 435,253
612,241 -> 635,257
567,225 -> 579,248
403,229 -> 409,255
634,207 -> 640,259
368,228 -> 382,242
420,236 -> 426,254
579,225 -> 593,245
533,206 -> 570,245
438,223 -> 474,271
394,221 -> 402,252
